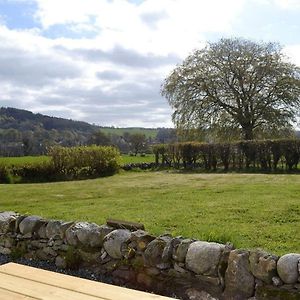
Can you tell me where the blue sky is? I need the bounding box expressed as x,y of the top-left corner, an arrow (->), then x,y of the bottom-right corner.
0,0 -> 299,127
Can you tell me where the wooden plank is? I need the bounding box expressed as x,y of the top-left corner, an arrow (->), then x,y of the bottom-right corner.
0,288 -> 38,300
0,272 -> 105,300
107,218 -> 145,230
0,263 -> 174,300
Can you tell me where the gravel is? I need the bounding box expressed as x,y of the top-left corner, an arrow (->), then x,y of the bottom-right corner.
0,254 -> 113,284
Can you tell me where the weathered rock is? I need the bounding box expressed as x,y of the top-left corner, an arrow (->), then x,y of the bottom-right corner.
224,250 -> 255,299
65,222 -> 112,247
144,236 -> 172,267
162,237 -> 181,263
55,256 -> 67,269
256,285 -> 300,300
46,220 -> 74,240
130,230 -> 156,251
0,246 -> 11,255
103,229 -> 131,259
0,211 -> 19,234
185,288 -> 218,300
19,216 -> 43,235
249,250 -> 278,284
37,222 -> 48,239
186,241 -> 225,276
78,249 -> 101,263
173,238 -> 193,262
77,223 -> 112,247
272,276 -> 283,287
42,247 -> 57,257
277,253 -> 300,284
196,275 -> 220,286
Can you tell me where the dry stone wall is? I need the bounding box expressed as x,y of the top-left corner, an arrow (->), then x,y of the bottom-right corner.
0,211 -> 299,300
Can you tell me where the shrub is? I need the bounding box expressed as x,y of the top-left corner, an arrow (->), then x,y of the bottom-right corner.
48,145 -> 120,178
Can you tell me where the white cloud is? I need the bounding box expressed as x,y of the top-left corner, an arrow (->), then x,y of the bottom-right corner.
33,0 -> 246,56
274,0 -> 300,9
284,44 -> 300,66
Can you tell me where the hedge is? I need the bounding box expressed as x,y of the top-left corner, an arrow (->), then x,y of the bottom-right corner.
0,145 -> 121,183
153,139 -> 300,171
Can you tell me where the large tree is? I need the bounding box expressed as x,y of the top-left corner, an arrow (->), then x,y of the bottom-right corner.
161,38 -> 300,140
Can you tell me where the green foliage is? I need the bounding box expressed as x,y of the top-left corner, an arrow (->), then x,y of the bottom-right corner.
64,246 -> 82,270
48,145 -> 121,178
0,146 -> 120,183
162,38 -> 300,140
0,165 -> 14,183
154,139 -> 300,172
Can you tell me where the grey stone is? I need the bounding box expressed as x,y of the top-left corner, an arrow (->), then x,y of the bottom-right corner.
78,249 -> 101,263
224,250 -> 255,299
277,253 -> 300,284
0,211 -> 19,234
130,230 -> 156,251
0,246 -> 11,255
37,222 -> 48,239
173,238 -> 193,262
55,256 -> 67,269
77,223 -> 111,247
103,229 -> 131,259
144,236 -> 171,267
46,220 -> 74,240
249,250 -> 278,284
272,276 -> 283,287
185,288 -> 218,300
65,222 -> 112,247
196,275 -> 220,286
186,241 -> 225,276
19,216 -> 43,235
162,237 -> 181,262
43,247 -> 57,257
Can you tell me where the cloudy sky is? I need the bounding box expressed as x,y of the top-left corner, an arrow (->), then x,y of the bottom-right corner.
0,0 -> 300,127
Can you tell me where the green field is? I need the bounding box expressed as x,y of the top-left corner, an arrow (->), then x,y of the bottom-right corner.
100,127 -> 158,139
0,171 -> 299,255
0,154 -> 155,166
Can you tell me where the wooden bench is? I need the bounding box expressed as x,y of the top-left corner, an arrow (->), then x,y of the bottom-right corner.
0,263 -> 174,300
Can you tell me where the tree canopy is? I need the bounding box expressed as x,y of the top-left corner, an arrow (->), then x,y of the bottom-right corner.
161,38 -> 300,140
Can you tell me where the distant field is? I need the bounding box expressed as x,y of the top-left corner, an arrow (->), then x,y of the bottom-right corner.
0,154 -> 155,166
0,156 -> 50,166
0,171 -> 299,255
100,127 -> 158,139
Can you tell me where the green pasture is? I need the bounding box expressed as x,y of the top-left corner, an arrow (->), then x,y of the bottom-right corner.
0,171 -> 299,255
0,154 -> 155,166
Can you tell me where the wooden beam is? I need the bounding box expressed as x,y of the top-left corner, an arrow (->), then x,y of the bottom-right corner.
0,263 -> 174,300
106,218 -> 145,230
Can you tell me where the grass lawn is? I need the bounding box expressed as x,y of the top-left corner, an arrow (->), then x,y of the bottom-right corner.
0,171 -> 299,255
0,154 -> 155,166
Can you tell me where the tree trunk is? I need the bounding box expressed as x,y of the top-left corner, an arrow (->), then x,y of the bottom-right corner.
242,126 -> 254,140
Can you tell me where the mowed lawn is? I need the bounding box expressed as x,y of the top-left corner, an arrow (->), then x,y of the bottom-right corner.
0,171 -> 299,255
0,154 -> 154,166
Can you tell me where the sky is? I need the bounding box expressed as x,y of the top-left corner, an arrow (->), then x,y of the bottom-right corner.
0,0 -> 300,127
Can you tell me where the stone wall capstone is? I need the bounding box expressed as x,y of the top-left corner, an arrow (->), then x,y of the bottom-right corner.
0,211 -> 299,300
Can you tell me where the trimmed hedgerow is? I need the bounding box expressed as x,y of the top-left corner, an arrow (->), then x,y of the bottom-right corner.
153,139 -> 300,172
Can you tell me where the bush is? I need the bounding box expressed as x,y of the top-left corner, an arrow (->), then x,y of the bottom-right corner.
0,145 -> 121,184
48,145 -> 120,178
